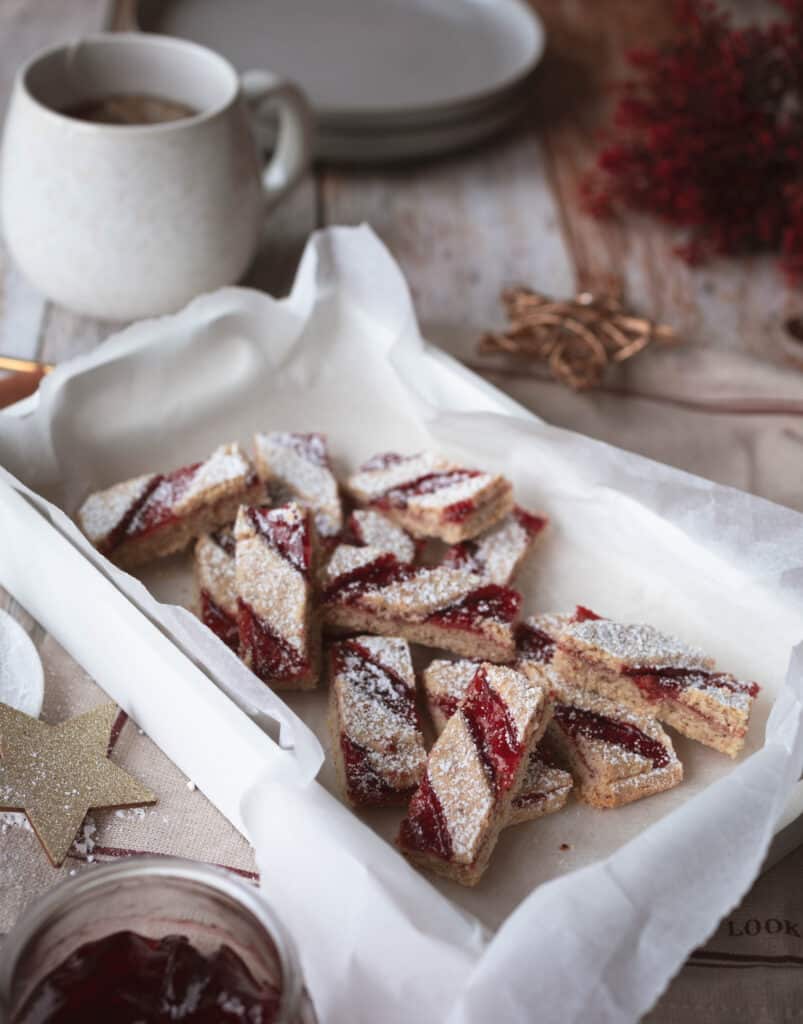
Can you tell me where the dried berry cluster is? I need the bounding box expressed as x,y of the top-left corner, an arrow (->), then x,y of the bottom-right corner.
584,0 -> 803,281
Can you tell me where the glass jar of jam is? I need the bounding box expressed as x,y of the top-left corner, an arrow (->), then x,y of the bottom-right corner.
0,857 -> 317,1023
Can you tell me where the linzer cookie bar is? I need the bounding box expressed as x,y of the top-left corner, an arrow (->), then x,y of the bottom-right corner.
254,431 -> 342,538
347,509 -> 417,563
77,443 -> 263,569
194,527 -> 239,651
328,636 -> 426,807
524,665 -> 683,809
397,663 -> 550,885
442,507 -> 548,585
321,546 -> 520,661
553,615 -> 760,757
422,659 -> 572,825
346,451 -> 513,543
234,502 -> 320,690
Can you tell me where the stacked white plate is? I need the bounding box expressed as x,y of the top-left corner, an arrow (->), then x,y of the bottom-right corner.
136,0 -> 545,163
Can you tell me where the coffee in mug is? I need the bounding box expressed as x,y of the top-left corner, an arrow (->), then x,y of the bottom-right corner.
63,93 -> 199,125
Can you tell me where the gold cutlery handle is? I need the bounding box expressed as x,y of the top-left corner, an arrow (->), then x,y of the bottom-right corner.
0,355 -> 54,375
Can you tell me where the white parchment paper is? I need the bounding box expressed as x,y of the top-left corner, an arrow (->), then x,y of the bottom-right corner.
0,226 -> 801,1023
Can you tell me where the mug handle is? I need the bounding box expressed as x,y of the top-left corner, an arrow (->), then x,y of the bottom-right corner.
241,69 -> 314,212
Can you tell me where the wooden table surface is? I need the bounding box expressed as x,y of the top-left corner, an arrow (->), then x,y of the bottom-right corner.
1,3 -> 801,1019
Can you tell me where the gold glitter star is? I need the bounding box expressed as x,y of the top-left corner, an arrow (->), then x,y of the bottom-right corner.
0,702 -> 156,866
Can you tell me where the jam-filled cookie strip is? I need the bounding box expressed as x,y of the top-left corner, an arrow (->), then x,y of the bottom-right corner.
346,450 -> 513,544
78,442 -> 263,569
397,663 -> 550,886
553,613 -> 760,757
321,545 -> 520,662
422,659 -> 572,826
235,502 -> 321,690
329,636 -> 427,808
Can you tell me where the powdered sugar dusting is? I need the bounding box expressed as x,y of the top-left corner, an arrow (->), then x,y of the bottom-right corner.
350,510 -> 416,562
530,612 -> 573,640
70,814 -> 97,857
423,659 -> 480,707
195,532 -> 237,612
77,473 -> 156,544
685,674 -> 756,712
1,811 -> 32,835
428,714 -> 494,863
174,443 -> 251,514
566,619 -> 710,670
325,544 -> 386,582
333,638 -> 426,792
235,507 -> 308,656
348,451 -> 448,500
363,566 -> 482,619
519,753 -> 573,799
408,473 -> 494,511
484,663 -> 546,743
356,635 -> 414,685
446,513 -> 533,584
550,677 -> 679,777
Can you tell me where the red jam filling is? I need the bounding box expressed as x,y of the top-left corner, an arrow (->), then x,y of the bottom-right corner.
333,640 -> 418,726
323,553 -> 416,604
572,605 -> 602,623
12,930 -> 280,1024
442,498 -> 476,524
553,703 -> 670,768
340,734 -> 411,806
247,506 -> 311,576
398,773 -> 453,861
126,462 -> 203,540
105,462 -> 203,551
237,599 -> 309,682
460,667 -> 523,794
515,622 -> 557,663
200,590 -> 239,652
432,693 -> 460,720
373,470 -> 481,519
623,665 -> 760,703
513,507 -> 548,536
274,432 -> 329,467
427,585 -> 521,633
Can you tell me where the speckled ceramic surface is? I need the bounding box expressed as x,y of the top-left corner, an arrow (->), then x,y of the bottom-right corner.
1,33 -> 312,320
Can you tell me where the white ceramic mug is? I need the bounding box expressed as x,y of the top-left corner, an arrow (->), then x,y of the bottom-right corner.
1,33 -> 313,320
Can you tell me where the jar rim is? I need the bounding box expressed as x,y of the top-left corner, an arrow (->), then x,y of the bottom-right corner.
0,856 -> 304,1023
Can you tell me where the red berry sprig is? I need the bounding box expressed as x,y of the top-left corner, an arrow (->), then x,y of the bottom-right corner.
583,0 -> 803,282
